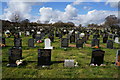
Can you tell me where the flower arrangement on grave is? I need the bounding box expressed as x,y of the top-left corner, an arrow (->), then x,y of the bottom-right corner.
37,40 -> 42,43
0,43 -> 6,47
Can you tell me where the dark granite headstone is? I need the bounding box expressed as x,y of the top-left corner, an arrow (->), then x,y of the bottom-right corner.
35,34 -> 41,41
14,33 -> 20,38
76,39 -> 84,48
107,40 -> 113,49
91,38 -> 100,47
90,49 -> 105,66
14,38 -> 22,47
28,38 -> 34,47
70,34 -> 75,43
38,49 -> 51,66
103,36 -> 108,43
2,37 -> 5,44
8,47 -> 22,66
48,35 -> 54,42
61,38 -> 69,48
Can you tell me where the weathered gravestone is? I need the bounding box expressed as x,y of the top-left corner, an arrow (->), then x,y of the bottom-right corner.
35,34 -> 41,42
64,60 -> 74,67
103,36 -> 108,43
44,38 -> 53,49
14,38 -> 22,47
8,47 -> 22,67
14,33 -> 20,38
26,31 -> 30,36
114,37 -> 120,44
76,39 -> 84,48
107,40 -> 113,49
61,38 -> 69,48
91,38 -> 100,47
116,50 -> 120,66
28,38 -> 34,47
90,49 -> 105,66
38,49 -> 51,66
48,35 -> 54,42
1,37 -> 5,45
70,34 -> 75,43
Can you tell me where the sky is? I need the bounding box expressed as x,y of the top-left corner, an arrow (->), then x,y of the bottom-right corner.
0,0 -> 119,26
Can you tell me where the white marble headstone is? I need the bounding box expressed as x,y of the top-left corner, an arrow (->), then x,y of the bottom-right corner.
64,60 -> 74,67
26,31 -> 30,36
37,31 -> 41,35
19,32 -> 22,36
79,33 -> 85,38
114,37 -> 120,43
44,38 -> 53,49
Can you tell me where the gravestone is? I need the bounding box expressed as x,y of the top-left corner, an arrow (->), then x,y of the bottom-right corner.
91,38 -> 100,47
44,38 -> 53,49
76,39 -> 84,48
79,33 -> 85,38
90,49 -> 105,66
28,38 -> 34,47
55,31 -> 59,37
14,38 -> 22,47
14,33 -> 20,38
70,34 -> 75,43
48,35 -> 54,42
103,36 -> 108,43
8,47 -> 22,67
35,34 -> 41,41
107,40 -> 113,49
116,50 -> 120,66
26,31 -> 30,36
58,33 -> 62,39
2,37 -> 5,44
114,37 -> 120,43
38,49 -> 51,66
64,60 -> 74,67
61,38 -> 69,48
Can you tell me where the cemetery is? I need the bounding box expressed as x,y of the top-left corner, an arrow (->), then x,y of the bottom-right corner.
1,25 -> 120,78
1,1 -> 120,79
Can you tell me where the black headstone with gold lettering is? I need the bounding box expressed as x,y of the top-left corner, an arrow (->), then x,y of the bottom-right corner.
38,49 -> 51,66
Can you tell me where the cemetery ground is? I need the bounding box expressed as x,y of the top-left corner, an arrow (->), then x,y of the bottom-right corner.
2,34 -> 120,78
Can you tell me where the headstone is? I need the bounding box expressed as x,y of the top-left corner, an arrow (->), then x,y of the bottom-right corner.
114,37 -> 120,44
91,38 -> 100,47
70,34 -> 75,43
64,60 -> 74,67
76,39 -> 84,48
28,38 -> 34,47
38,49 -> 51,66
48,35 -> 54,42
79,33 -> 85,38
61,38 -> 69,48
44,38 -> 53,49
103,36 -> 108,43
14,38 -> 22,47
35,34 -> 41,41
8,47 -> 22,67
26,31 -> 30,36
2,37 -> 5,44
107,40 -> 113,49
19,32 -> 22,36
14,33 -> 20,38
90,49 -> 105,66
116,50 -> 120,66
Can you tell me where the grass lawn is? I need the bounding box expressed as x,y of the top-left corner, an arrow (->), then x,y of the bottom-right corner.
2,34 -> 120,79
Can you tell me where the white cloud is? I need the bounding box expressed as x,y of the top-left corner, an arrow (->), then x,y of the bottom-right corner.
1,0 -> 38,21
38,4 -> 118,26
106,0 -> 119,8
39,4 -> 78,23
